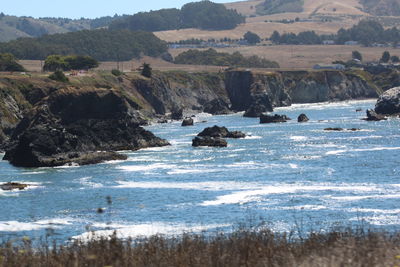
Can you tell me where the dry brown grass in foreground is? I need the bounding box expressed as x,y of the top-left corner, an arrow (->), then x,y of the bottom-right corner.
1,229 -> 400,267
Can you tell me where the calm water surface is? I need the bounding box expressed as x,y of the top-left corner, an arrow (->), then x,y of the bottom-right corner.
1,99 -> 399,242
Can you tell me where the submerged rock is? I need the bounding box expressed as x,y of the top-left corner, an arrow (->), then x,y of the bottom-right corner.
297,114 -> 309,123
3,88 -> 169,167
197,125 -> 246,138
0,182 -> 28,191
364,109 -> 387,121
181,117 -> 194,126
192,136 -> 227,147
375,87 -> 400,115
260,114 -> 290,123
324,128 -> 361,131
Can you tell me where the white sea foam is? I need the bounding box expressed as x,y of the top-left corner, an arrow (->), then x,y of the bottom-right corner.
78,177 -> 103,188
73,222 -> 231,241
245,135 -> 262,140
350,215 -> 400,225
0,218 -> 74,232
290,136 -> 308,142
167,169 -> 218,175
201,183 -> 379,206
331,194 -> 400,201
114,181 -> 260,191
117,163 -> 177,172
326,146 -> 400,155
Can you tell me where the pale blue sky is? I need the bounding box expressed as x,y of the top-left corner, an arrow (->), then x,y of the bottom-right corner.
2,0 -> 233,19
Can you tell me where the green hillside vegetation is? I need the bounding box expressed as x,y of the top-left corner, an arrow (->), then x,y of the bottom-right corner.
110,1 -> 245,32
0,29 -> 168,61
0,13 -> 127,42
360,0 -> 400,16
270,20 -> 400,46
0,53 -> 25,71
43,55 -> 99,71
256,0 -> 304,15
174,48 -> 280,68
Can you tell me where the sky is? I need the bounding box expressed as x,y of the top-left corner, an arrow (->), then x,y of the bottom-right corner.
1,0 -> 233,19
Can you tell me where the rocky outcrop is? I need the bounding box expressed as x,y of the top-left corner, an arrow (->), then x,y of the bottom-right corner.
260,114 -> 290,123
197,125 -> 246,138
203,98 -> 231,115
192,136 -> 228,147
0,182 -> 29,191
298,114 -> 309,122
364,109 -> 387,121
375,87 -> 400,115
3,88 -> 169,167
182,117 -> 194,126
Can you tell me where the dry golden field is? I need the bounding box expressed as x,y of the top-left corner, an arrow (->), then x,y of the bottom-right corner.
169,45 -> 400,69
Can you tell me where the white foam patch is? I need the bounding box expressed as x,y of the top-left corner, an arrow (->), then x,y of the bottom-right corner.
73,222 -> 231,241
282,155 -> 322,161
20,171 -> 46,175
347,208 -> 400,214
201,184 -> 379,206
117,163 -> 177,172
0,218 -> 75,232
167,169 -> 218,175
245,135 -> 262,140
114,181 -> 260,191
78,177 -> 103,188
326,147 -> 400,155
331,194 -> 400,201
278,205 -> 328,211
350,215 -> 400,226
275,99 -> 376,112
290,136 -> 308,142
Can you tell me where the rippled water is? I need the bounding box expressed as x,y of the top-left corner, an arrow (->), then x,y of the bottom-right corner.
1,99 -> 400,242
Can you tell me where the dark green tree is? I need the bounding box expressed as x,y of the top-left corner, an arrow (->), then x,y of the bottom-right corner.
270,31 -> 281,44
64,55 -> 99,70
381,51 -> 391,63
43,55 -> 69,71
391,55 -> 400,63
352,50 -> 363,61
141,63 -> 152,78
48,70 -> 69,82
0,53 -> 25,71
244,31 -> 261,44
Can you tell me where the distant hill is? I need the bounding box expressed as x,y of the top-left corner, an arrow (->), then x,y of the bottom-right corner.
0,12 -> 127,42
256,0 -> 304,15
360,0 -> 400,16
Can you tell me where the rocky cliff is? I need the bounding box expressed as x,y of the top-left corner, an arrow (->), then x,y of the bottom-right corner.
0,69 -> 383,166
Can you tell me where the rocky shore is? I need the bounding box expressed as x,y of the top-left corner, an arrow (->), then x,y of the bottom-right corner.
0,68 -> 391,167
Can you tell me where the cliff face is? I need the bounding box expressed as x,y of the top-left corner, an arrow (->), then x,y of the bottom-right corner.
0,69 -> 383,164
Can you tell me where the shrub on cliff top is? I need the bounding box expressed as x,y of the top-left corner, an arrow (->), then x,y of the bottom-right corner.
0,53 -> 25,72
49,70 -> 69,83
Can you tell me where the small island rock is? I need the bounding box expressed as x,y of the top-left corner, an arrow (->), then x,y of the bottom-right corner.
192,136 -> 227,147
298,114 -> 309,123
260,114 -> 290,123
181,117 -> 194,126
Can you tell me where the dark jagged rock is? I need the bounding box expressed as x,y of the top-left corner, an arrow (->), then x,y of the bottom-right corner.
375,87 -> 400,115
192,136 -> 227,147
181,117 -> 194,126
356,108 -> 362,112
203,98 -> 231,115
0,182 -> 28,191
197,125 -> 245,138
170,108 -> 183,120
260,114 -> 290,123
298,114 -> 309,122
243,94 -> 273,118
364,109 -> 387,121
3,88 -> 169,167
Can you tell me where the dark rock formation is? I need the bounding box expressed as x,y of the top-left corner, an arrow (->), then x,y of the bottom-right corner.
0,182 -> 28,191
182,117 -> 194,126
171,107 -> 184,120
298,114 -> 309,122
364,109 -> 387,121
260,114 -> 290,123
244,94 -> 273,117
192,136 -> 227,147
375,87 -> 400,115
203,98 -> 231,115
3,88 -> 169,167
197,125 -> 245,138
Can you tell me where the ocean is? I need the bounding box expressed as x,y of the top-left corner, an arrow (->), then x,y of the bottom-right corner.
1,99 -> 399,242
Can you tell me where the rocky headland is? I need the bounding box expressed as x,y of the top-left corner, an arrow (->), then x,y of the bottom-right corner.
0,68 -> 390,166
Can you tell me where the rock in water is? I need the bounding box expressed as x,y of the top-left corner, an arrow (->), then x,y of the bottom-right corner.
364,109 -> 387,121
197,125 -> 245,138
243,94 -> 273,118
0,182 -> 28,191
3,88 -> 169,167
192,136 -> 227,147
181,117 -> 194,126
298,114 -> 309,122
260,114 -> 290,123
203,99 -> 231,115
375,87 -> 400,115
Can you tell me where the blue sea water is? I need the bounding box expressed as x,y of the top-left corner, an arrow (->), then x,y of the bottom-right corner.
0,99 -> 400,242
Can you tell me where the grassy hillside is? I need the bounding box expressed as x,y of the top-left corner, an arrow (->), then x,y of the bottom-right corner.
256,0 -> 304,15
361,0 -> 400,16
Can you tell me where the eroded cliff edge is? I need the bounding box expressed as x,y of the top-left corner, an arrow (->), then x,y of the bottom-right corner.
0,68 -> 388,166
